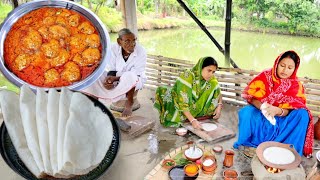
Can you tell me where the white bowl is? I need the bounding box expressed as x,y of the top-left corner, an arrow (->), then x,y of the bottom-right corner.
176,128 -> 187,136
184,147 -> 203,161
213,145 -> 223,154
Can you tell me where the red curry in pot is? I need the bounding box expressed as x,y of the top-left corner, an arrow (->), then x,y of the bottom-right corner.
4,7 -> 102,87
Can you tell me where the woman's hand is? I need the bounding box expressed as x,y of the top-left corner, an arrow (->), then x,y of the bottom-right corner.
213,105 -> 222,119
183,111 -> 202,129
191,119 -> 202,129
261,103 -> 281,117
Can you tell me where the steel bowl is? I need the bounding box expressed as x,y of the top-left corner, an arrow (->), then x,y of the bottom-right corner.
0,0 -> 111,91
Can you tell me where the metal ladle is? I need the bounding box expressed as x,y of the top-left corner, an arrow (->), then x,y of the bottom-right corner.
193,143 -> 196,153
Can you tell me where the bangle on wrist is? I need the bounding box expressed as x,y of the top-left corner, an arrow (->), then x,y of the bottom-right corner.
280,108 -> 285,116
190,119 -> 197,123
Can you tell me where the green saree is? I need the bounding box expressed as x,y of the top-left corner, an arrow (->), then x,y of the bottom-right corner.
154,57 -> 221,127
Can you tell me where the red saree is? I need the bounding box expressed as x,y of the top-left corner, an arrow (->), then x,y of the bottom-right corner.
242,50 -> 314,157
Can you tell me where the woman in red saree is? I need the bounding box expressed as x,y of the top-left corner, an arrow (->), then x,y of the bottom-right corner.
233,50 -> 313,157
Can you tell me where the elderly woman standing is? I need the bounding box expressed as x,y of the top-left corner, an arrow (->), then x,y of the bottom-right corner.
233,50 -> 314,157
154,57 -> 223,129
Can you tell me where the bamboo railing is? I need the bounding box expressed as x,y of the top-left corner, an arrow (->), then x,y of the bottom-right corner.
145,55 -> 320,117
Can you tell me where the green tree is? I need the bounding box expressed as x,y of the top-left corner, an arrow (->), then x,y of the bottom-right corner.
266,0 -> 320,33
234,0 -> 271,20
93,0 -> 110,13
207,0 -> 225,18
137,0 -> 155,14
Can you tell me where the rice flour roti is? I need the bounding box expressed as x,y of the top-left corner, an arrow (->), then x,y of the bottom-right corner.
263,147 -> 295,165
201,123 -> 217,131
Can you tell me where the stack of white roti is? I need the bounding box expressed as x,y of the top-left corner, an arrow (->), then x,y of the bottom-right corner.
0,85 -> 113,178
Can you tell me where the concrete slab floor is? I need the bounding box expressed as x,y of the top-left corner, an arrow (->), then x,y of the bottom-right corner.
0,88 -> 319,180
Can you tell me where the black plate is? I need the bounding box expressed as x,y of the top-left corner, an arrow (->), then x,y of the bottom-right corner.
0,95 -> 120,180
168,165 -> 199,180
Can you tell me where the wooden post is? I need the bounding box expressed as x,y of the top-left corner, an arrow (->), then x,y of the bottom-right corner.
11,0 -> 18,8
120,0 -> 138,36
225,0 -> 232,68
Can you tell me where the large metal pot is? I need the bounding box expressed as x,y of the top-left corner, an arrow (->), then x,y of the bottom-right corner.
0,0 -> 110,91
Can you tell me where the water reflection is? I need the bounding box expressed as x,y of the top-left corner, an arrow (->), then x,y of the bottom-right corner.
110,28 -> 320,79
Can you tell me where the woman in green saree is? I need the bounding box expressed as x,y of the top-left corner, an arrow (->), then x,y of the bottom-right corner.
154,57 -> 222,129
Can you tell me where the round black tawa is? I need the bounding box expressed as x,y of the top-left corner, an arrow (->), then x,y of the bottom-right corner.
0,95 -> 120,180
169,165 -> 199,180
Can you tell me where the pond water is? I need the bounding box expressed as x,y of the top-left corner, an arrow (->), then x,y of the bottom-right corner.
110,28 -> 320,79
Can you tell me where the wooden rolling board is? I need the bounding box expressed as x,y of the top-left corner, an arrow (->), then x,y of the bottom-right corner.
182,120 -> 235,143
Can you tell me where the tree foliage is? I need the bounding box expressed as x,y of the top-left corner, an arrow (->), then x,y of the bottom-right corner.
233,0 -> 320,34
266,0 -> 320,33
1,0 -> 319,35
134,0 -> 319,34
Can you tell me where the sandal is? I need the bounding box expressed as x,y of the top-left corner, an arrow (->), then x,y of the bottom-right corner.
243,146 -> 256,158
237,146 -> 256,158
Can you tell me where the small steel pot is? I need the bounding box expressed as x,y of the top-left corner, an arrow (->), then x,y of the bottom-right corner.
0,0 -> 111,91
